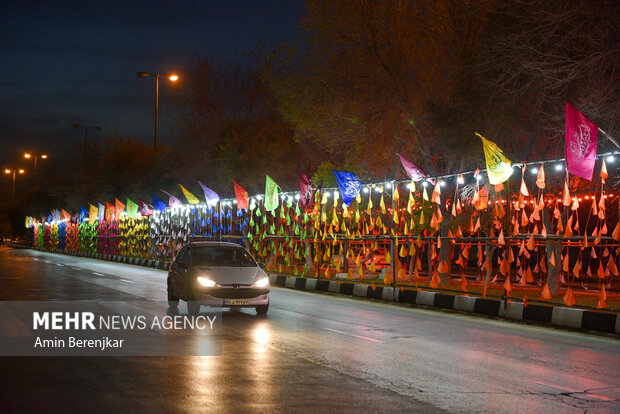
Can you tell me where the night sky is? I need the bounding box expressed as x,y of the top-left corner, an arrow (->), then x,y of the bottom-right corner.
0,0 -> 304,168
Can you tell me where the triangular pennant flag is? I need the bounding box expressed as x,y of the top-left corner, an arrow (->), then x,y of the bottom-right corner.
179,184 -> 200,204
197,181 -> 220,206
476,132 -> 512,184
233,180 -> 248,209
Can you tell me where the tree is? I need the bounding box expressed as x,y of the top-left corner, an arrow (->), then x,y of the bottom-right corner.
171,52 -> 318,195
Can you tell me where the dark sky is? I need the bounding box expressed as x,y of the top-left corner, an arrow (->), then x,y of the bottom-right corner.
0,0 -> 304,168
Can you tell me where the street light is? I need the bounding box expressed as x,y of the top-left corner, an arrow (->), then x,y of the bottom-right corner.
73,124 -> 101,160
4,168 -> 25,206
136,72 -> 179,152
24,152 -> 48,187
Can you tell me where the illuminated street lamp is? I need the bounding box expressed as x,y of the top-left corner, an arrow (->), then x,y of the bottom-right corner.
24,152 -> 48,186
4,168 -> 25,206
136,72 -> 179,152
73,124 -> 101,160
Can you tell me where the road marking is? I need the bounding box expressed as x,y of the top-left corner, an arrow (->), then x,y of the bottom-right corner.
322,328 -> 384,343
72,267 -> 81,270
92,272 -> 104,276
55,263 -> 64,267
120,279 -> 135,284
533,380 -> 614,401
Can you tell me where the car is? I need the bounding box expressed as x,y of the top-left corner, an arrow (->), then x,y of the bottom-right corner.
167,241 -> 270,315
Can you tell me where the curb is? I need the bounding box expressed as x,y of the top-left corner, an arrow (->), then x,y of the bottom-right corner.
267,274 -> 620,335
30,247 -> 170,272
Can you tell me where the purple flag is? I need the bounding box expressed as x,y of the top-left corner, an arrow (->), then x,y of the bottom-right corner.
566,102 -> 598,180
161,189 -> 181,208
138,198 -> 153,217
197,181 -> 220,206
299,172 -> 314,209
396,153 -> 429,182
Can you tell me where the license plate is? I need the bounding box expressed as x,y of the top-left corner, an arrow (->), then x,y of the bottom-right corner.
224,299 -> 249,306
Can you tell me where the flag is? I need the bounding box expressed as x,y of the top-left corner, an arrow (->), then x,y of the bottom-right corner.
126,199 -> 139,219
265,175 -> 280,211
476,133 -> 513,185
104,201 -> 115,221
396,153 -> 429,182
89,204 -> 98,223
197,181 -> 220,206
53,209 -> 61,221
115,198 -> 126,217
152,193 -> 167,212
97,203 -> 105,222
179,184 -> 200,204
299,172 -> 314,209
233,180 -> 248,209
61,209 -> 71,221
79,207 -> 87,223
565,102 -> 598,180
138,199 -> 153,216
333,170 -> 362,207
160,190 -> 181,208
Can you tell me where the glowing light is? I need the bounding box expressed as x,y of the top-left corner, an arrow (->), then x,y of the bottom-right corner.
386,182 -> 392,189
4,169 -> 10,174
531,167 -> 538,174
363,187 -> 369,193
41,154 -> 47,159
406,183 -> 415,190
457,176 -> 464,185
475,175 -> 481,181
168,74 -> 179,81
585,196 -> 589,199
18,169 -> 24,174
439,181 -> 445,187
555,164 -> 563,171
422,181 -> 428,187
295,194 -> 300,200
24,153 -> 31,159
607,155 -> 615,163
374,186 -> 381,192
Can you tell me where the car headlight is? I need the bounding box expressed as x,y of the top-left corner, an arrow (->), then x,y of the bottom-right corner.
253,277 -> 269,288
197,276 -> 217,287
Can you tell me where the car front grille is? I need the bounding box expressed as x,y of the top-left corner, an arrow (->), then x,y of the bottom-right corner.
208,288 -> 269,299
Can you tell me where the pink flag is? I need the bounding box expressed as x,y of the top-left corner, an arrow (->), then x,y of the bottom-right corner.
566,102 -> 598,180
161,190 -> 181,208
299,172 -> 314,209
138,198 -> 154,216
396,153 -> 429,182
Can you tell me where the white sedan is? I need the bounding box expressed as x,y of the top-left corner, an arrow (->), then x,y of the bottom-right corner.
167,241 -> 270,315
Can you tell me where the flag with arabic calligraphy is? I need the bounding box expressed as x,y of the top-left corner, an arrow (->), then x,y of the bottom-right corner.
333,170 -> 361,207
566,102 -> 598,180
476,133 -> 512,185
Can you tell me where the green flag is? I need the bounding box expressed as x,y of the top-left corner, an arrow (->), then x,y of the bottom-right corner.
265,175 -> 280,212
126,198 -> 139,219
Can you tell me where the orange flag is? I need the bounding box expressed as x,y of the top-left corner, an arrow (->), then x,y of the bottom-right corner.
115,198 -> 126,217
540,283 -> 552,300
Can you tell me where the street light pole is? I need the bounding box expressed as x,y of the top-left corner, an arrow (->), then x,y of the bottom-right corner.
136,72 -> 179,153
4,168 -> 25,206
73,124 -> 101,160
24,152 -> 47,190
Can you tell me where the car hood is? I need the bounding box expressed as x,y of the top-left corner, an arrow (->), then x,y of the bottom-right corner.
192,266 -> 268,285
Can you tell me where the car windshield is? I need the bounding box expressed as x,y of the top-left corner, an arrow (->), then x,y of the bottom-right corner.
192,246 -> 257,267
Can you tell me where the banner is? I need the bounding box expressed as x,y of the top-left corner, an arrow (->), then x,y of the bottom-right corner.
299,172 -> 314,209
265,175 -> 280,212
232,180 -> 248,210
565,102 -> 598,180
104,201 -> 115,222
138,199 -> 153,217
396,153 -> 428,182
79,207 -> 87,224
476,133 -> 513,185
89,204 -> 98,223
152,194 -> 167,212
179,184 -> 200,204
333,170 -> 361,207
115,198 -> 126,217
197,181 -> 220,206
61,209 -> 71,221
126,199 -> 139,219
97,203 -> 105,222
161,190 -> 180,208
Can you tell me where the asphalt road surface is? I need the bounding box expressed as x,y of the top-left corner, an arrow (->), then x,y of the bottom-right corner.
0,246 -> 619,413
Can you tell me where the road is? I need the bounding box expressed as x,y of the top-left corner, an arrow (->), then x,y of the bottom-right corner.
0,246 -> 618,413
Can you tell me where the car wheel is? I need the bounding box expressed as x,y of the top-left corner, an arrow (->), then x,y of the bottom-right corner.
167,279 -> 179,308
255,303 -> 269,315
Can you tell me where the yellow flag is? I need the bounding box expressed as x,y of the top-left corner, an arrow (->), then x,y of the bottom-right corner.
89,204 -> 98,223
179,184 -> 200,204
476,132 -> 512,185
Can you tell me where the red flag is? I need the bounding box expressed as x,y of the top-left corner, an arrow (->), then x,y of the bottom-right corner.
233,180 -> 248,209
299,172 -> 314,209
115,198 -> 126,217
565,102 -> 598,180
104,201 -> 115,222
60,209 -> 71,221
